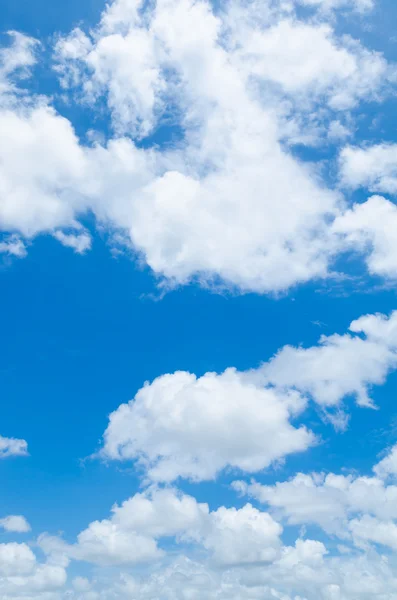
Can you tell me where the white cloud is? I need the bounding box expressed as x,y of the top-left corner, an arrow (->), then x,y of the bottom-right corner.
101,368 -> 313,482
259,310 -> 397,407
55,21 -> 164,138
99,310 -> 397,483
0,516 -> 31,534
0,0 -> 391,293
0,543 -> 35,576
0,106 -> 87,238
374,444 -> 397,479
349,515 -> 397,550
72,519 -> 162,566
0,435 -> 28,459
0,547 -> 65,600
333,196 -> 397,279
39,487 -> 282,569
52,230 -> 91,254
295,0 -> 374,13
340,143 -> 397,193
233,444 -> 397,542
0,31 -> 38,99
38,487 -> 207,567
56,544 -> 397,600
204,504 -> 282,565
0,235 -> 26,258
237,20 -> 386,111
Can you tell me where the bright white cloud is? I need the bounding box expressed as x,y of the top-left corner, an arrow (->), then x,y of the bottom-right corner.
52,230 -> 91,254
0,435 -> 28,459
101,368 -> 313,482
333,196 -> 397,278
237,20 -> 386,110
0,0 -> 392,292
0,106 -> 87,237
331,142 -> 397,280
39,487 -> 282,569
340,143 -> 397,193
203,504 -> 282,565
234,443 -> 397,544
0,516 -> 31,534
99,310 -> 397,483
259,309 -> 397,407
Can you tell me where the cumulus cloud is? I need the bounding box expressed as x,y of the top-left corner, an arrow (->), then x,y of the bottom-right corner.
0,435 -> 28,459
98,310 -> 397,482
203,503 -> 282,565
259,309 -> 397,408
339,143 -> 397,194
101,368 -> 313,482
235,19 -> 386,111
0,0 -> 393,291
0,516 -> 31,534
0,543 -> 35,576
333,196 -> 397,279
39,487 -> 282,568
233,442 -> 397,547
0,542 -> 66,598
336,148 -> 397,278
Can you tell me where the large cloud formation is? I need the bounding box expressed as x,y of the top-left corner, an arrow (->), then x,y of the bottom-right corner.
101,309 -> 397,481
0,0 -> 395,292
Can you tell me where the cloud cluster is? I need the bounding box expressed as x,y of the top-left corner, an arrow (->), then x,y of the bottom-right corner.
0,0 -> 395,292
260,309 -> 397,408
100,309 -> 397,482
101,368 -> 313,482
0,516 -> 31,533
0,435 -> 28,459
39,487 -> 282,569
234,441 -> 397,553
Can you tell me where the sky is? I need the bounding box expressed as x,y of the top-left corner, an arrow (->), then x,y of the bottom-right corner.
3,0 -> 397,598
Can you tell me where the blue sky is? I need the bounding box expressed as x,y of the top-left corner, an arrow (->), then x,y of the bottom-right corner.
2,0 -> 397,598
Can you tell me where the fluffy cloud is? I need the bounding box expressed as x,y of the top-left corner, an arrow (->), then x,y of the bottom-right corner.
0,435 -> 28,459
336,145 -> 397,276
99,310 -> 397,482
259,309 -> 397,408
333,196 -> 397,278
101,368 -> 313,482
52,230 -> 91,254
236,19 -> 386,111
39,487 -> 282,568
203,504 -> 282,565
234,442 -> 397,544
0,543 -> 35,576
0,0 -> 393,293
0,540 -> 65,597
340,143 -> 397,193
0,106 -> 87,237
0,516 -> 31,534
